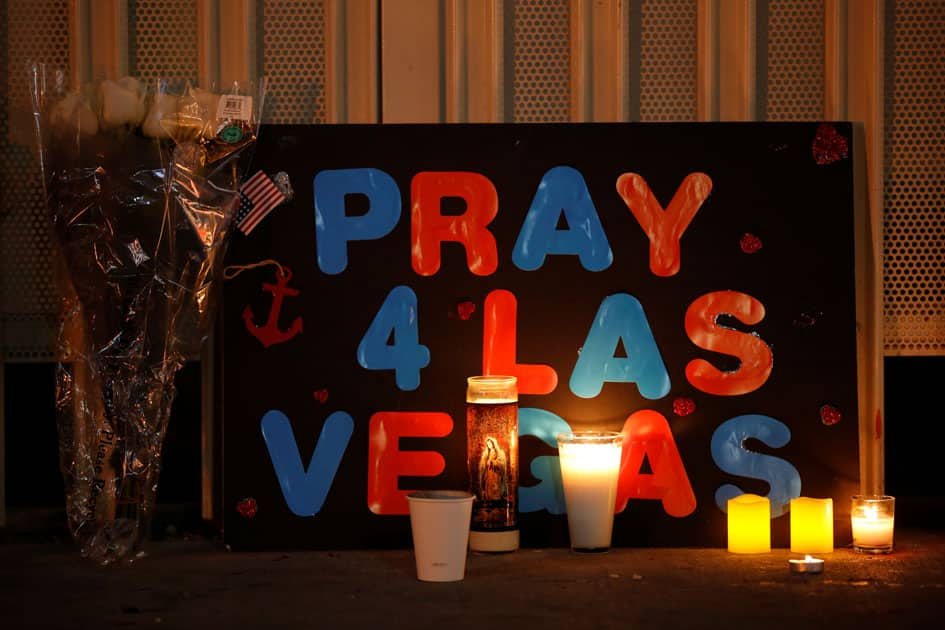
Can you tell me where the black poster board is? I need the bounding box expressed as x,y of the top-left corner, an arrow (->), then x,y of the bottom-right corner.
221,122 -> 859,550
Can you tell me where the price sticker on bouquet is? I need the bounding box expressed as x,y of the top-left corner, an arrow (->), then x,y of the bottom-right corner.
218,95 -> 254,122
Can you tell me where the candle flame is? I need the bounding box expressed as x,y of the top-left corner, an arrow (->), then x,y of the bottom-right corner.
805,554 -> 815,562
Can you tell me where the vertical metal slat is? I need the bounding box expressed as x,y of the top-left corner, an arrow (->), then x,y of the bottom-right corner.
718,0 -> 757,120
848,0 -> 886,495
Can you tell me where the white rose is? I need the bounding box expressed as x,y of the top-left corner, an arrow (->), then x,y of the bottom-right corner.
160,89 -> 205,142
142,92 -> 179,138
99,77 -> 146,127
190,87 -> 220,123
50,91 -> 99,136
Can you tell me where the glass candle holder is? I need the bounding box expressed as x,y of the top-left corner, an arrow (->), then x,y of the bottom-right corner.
466,376 -> 519,552
851,495 -> 895,554
557,431 -> 623,553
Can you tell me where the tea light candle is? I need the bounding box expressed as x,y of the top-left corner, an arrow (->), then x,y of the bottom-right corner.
790,497 -> 834,554
789,554 -> 824,575
727,494 -> 771,554
851,495 -> 895,554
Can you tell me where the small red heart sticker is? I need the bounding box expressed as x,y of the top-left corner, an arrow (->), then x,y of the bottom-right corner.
236,497 -> 258,519
313,388 -> 329,404
820,404 -> 842,426
673,397 -> 696,417
457,301 -> 476,321
740,233 -> 763,254
812,123 -> 849,165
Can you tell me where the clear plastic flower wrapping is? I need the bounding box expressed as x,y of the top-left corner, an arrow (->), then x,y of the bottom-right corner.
30,65 -> 266,564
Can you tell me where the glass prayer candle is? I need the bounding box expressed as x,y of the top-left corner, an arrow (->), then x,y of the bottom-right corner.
727,494 -> 771,554
790,497 -> 834,554
851,495 -> 895,554
466,375 -> 519,552
557,431 -> 623,552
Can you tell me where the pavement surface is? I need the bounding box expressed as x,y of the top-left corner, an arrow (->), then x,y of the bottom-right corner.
2,522 -> 945,630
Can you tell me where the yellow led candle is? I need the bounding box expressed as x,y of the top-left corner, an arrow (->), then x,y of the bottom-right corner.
790,497 -> 834,554
727,494 -> 771,554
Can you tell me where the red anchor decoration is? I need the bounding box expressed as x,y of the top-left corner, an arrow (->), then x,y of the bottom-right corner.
243,266 -> 303,348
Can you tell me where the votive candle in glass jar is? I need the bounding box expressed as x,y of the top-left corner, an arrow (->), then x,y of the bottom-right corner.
851,495 -> 895,554
557,431 -> 623,553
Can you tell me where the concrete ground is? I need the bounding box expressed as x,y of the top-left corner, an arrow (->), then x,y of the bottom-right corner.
2,514 -> 944,630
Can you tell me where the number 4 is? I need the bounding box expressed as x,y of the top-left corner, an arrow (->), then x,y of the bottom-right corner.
357,286 -> 430,391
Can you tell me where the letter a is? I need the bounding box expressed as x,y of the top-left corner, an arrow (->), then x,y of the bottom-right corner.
513,166 -> 613,272
615,410 -> 696,517
570,293 -> 670,399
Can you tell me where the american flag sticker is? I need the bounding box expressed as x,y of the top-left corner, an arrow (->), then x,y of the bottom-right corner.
236,171 -> 286,235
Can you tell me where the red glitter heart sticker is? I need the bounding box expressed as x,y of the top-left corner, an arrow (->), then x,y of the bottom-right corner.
820,404 -> 842,426
313,388 -> 329,404
456,301 -> 476,321
236,498 -> 258,519
812,123 -> 849,165
740,233 -> 763,254
673,397 -> 696,417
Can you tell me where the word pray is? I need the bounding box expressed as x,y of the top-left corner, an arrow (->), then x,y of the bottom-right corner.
313,166 -> 710,277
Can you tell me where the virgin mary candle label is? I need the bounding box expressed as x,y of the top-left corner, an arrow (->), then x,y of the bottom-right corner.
466,376 -> 519,552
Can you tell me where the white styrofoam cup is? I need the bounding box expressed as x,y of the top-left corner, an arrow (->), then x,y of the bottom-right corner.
406,490 -> 474,582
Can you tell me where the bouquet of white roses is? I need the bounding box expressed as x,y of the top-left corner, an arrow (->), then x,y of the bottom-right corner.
31,65 -> 265,564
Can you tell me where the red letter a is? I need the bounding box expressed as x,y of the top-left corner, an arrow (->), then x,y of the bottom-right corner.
615,410 -> 696,517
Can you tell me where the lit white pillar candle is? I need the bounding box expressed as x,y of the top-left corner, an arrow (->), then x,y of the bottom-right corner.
557,431 -> 623,552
